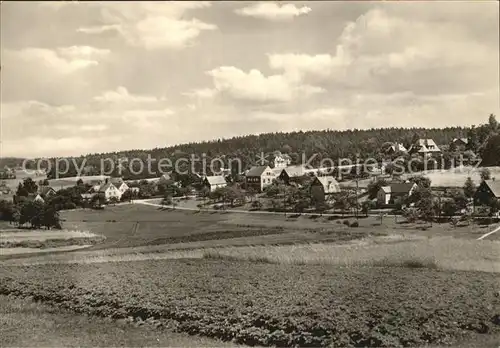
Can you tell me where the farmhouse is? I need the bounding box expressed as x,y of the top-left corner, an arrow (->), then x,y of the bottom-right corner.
310,176 -> 340,203
245,166 -> 276,192
203,176 -> 227,192
377,183 -> 417,205
272,152 -> 292,168
385,142 -> 408,154
97,182 -> 122,201
408,139 -> 441,155
110,178 -> 129,193
451,138 -> 469,151
279,165 -> 308,185
474,179 -> 500,206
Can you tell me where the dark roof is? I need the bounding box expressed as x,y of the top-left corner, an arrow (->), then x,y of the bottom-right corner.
483,180 -> 500,197
110,178 -> 123,185
246,166 -> 270,177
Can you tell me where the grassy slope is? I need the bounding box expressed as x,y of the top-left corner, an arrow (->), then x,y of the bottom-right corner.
0,295 -> 238,347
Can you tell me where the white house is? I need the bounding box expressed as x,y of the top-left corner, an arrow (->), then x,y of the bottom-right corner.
273,152 -> 292,168
110,178 -> 129,194
245,165 -> 277,192
408,139 -> 441,155
377,183 -> 417,205
97,182 -> 122,201
203,176 -> 227,192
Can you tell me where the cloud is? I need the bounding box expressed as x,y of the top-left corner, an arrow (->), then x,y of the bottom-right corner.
207,66 -> 324,103
235,2 -> 311,21
4,46 -> 108,75
183,88 -> 218,99
93,86 -> 166,104
76,2 -> 216,50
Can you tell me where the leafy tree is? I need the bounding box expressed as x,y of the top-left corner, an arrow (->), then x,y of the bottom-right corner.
19,200 -> 45,228
481,134 -> 500,166
480,167 -> 491,181
42,206 -> 61,229
367,178 -> 388,199
463,177 -> 476,199
408,175 -> 431,189
442,200 -> 458,218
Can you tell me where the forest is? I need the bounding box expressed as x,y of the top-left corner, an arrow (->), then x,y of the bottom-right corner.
1,114 -> 499,181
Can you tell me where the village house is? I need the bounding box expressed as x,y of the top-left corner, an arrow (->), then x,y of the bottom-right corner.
272,152 -> 292,168
408,139 -> 441,155
310,176 -> 341,203
377,182 -> 417,206
110,178 -> 129,194
451,138 -> 469,151
203,176 -> 227,192
95,182 -> 122,202
245,166 -> 276,192
474,179 -> 500,206
278,165 -> 308,185
385,142 -> 408,155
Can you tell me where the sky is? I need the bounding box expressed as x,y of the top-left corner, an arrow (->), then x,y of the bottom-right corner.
1,1 -> 499,158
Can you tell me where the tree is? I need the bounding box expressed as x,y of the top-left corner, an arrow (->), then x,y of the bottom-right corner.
480,167 -> 491,181
367,178 -> 388,200
488,113 -> 498,132
19,200 -> 45,228
442,200 -> 458,218
16,178 -> 38,197
76,178 -> 84,186
463,177 -> 476,200
481,134 -> 500,166
408,175 -> 431,189
42,206 -> 61,229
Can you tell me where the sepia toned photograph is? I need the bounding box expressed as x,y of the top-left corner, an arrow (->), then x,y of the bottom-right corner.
0,1 -> 499,347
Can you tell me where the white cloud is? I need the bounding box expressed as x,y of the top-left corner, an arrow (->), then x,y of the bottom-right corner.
207,66 -> 324,103
76,2 -> 216,50
183,88 -> 218,99
5,47 -> 107,75
235,2 -> 311,21
93,86 -> 165,104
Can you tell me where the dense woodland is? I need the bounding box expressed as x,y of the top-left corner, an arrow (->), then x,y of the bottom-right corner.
2,115 -> 499,180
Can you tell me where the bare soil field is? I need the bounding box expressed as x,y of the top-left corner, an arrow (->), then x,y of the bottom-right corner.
1,259 -> 499,347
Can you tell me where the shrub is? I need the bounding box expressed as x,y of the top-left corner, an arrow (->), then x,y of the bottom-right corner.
336,220 -> 341,224
343,219 -> 350,226
350,221 -> 359,228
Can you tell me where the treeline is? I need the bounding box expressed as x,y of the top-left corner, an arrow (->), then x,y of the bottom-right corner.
4,114 -> 499,181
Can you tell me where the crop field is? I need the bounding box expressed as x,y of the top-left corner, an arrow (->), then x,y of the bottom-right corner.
0,295 -> 238,347
1,260 -> 499,347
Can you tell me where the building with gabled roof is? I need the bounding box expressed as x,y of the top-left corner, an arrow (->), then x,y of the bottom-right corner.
245,165 -> 276,192
310,176 -> 341,203
408,139 -> 441,155
377,182 -> 417,205
203,175 -> 227,192
474,179 -> 500,206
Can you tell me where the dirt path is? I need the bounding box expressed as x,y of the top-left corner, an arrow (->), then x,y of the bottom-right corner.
477,224 -> 500,240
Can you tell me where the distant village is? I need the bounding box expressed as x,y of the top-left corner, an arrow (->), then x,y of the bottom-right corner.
1,133 -> 499,227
